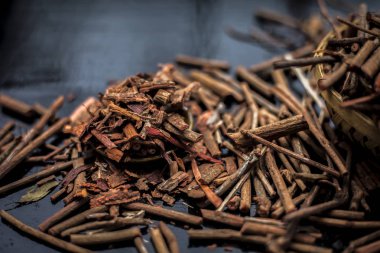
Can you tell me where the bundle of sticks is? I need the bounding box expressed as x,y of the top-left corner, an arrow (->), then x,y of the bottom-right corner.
1,4 -> 380,253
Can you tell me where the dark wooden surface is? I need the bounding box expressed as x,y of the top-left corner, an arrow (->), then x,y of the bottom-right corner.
0,0 -> 379,252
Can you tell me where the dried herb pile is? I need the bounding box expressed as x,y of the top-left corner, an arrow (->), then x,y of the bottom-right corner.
0,3 -> 380,253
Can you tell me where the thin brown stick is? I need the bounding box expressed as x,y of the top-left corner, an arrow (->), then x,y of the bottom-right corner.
274,56 -> 338,69
236,66 -> 273,96
50,187 -> 67,203
0,137 -> 20,165
230,115 -> 308,146
61,218 -> 149,237
253,175 -> 271,217
265,149 -> 296,213
43,140 -> 73,161
291,136 -> 311,174
70,227 -> 141,245
0,210 -> 92,253
190,70 -> 243,101
271,183 -> 297,210
134,236 -> 149,253
239,174 -> 252,213
48,206 -> 108,236
340,93 -> 380,108
0,117 -> 70,180
0,121 -> 15,140
150,227 -> 170,253
0,132 -> 14,147
241,222 -> 316,244
344,230 -> 380,253
0,160 -> 75,195
241,131 -> 340,177
255,9 -> 301,29
39,198 -> 88,232
276,147 -> 307,191
200,209 -> 244,228
3,96 -> 64,166
327,37 -> 370,47
256,165 -> 277,198
337,17 -> 380,37
318,63 -> 348,90
188,229 -> 332,253
324,209 -> 365,220
0,94 -> 34,117
317,0 -> 341,39
308,216 -> 380,229
356,240 -> 380,253
123,202 -> 203,226
249,44 -> 314,73
269,185 -> 321,252
217,171 -> 249,211
159,221 -> 180,253
271,193 -> 308,219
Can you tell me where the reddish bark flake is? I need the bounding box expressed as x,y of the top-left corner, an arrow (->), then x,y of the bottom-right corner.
105,148 -> 124,162
91,129 -> 117,149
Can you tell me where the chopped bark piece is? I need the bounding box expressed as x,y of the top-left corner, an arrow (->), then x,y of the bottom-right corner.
157,171 -> 188,192
162,194 -> 176,206
166,113 -> 189,131
198,163 -> 225,185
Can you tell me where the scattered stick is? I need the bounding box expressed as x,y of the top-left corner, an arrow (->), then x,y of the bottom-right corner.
159,221 -> 180,253
39,198 -> 88,232
0,210 -> 92,253
150,227 -> 170,253
70,227 -> 141,245
0,117 -> 70,180
123,203 -> 203,226
0,160 -> 75,195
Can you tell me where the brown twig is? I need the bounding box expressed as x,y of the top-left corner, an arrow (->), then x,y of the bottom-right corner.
159,221 -> 180,253
230,115 -> 308,147
0,160 -> 75,196
0,210 -> 91,253
344,230 -> 380,253
265,148 -> 296,213
0,117 -> 70,180
3,96 -> 64,167
70,227 -> 141,245
49,206 -> 108,236
241,131 -> 340,177
39,198 -> 88,232
123,203 -> 202,226
317,0 -> 341,39
337,17 -> 380,37
241,221 -> 316,244
274,55 -> 338,69
134,236 -> 149,253
150,227 -> 170,253
61,218 -> 149,237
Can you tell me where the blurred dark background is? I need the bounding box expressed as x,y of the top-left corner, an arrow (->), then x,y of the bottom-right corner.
0,0 -> 379,252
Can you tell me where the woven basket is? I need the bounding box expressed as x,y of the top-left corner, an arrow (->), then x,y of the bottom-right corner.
313,31 -> 380,157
